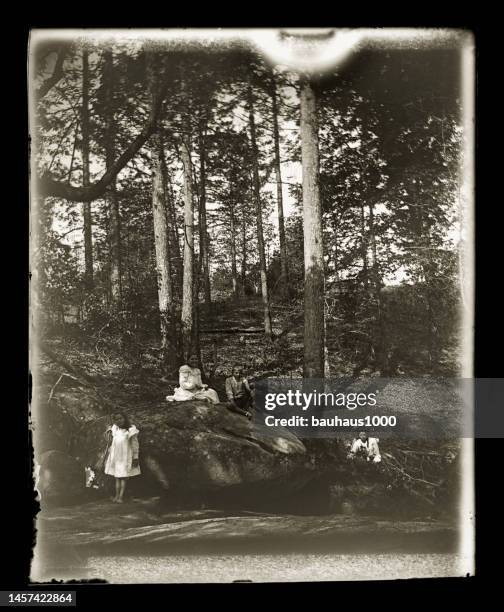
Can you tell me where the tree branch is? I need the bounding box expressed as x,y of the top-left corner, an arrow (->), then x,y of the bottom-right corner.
38,86 -> 166,202
37,46 -> 69,100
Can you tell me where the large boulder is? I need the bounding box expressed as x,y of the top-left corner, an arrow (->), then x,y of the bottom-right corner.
71,400 -> 314,503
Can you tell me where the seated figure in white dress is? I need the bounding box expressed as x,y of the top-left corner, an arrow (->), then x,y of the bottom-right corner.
166,356 -> 220,404
167,364 -> 195,401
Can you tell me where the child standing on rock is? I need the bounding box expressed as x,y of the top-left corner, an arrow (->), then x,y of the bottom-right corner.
104,412 -> 141,503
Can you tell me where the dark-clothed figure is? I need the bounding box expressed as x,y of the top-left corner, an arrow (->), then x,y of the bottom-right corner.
348,431 -> 381,463
225,365 -> 253,418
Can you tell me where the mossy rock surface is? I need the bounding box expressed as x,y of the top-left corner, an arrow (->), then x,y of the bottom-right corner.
66,399 -> 314,497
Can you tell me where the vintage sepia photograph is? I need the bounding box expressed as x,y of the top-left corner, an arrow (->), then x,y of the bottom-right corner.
29,28 -> 474,583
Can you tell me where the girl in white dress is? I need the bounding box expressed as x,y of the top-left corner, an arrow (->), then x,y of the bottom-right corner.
166,357 -> 220,404
104,412 -> 141,503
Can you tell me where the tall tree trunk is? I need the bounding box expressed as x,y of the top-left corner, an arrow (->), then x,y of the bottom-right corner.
300,78 -> 325,378
248,83 -> 272,339
180,132 -> 195,361
192,253 -> 202,370
360,203 -> 369,291
241,203 -> 247,294
333,220 -> 341,289
81,47 -> 93,290
33,196 -> 50,326
270,78 -> 289,299
36,195 -> 50,294
198,122 -> 211,312
147,52 -> 178,369
103,50 -> 122,308
151,131 -> 177,365
368,203 -> 378,276
103,201 -> 112,308
229,201 -> 239,299
413,183 -> 437,370
423,236 -> 437,370
165,170 -> 183,297
368,202 -> 386,373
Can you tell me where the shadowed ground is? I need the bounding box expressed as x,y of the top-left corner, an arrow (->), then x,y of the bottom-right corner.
36,495 -> 457,553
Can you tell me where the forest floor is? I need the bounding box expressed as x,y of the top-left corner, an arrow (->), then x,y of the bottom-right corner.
36,296 -> 305,409
37,292 -> 368,398
36,495 -> 457,552
198,295 -> 305,379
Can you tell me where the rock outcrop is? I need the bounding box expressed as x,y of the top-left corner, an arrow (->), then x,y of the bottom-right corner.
45,396 -> 316,502
36,449 -> 87,502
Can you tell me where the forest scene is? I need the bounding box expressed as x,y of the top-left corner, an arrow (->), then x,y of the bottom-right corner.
29,30 -> 472,581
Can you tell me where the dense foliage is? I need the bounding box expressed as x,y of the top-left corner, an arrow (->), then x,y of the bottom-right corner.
32,37 -> 465,378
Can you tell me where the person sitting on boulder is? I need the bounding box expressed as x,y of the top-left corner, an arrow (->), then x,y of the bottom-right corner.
225,365 -> 253,419
104,411 -> 141,503
167,365 -> 195,401
348,431 -> 382,463
166,356 -> 220,404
